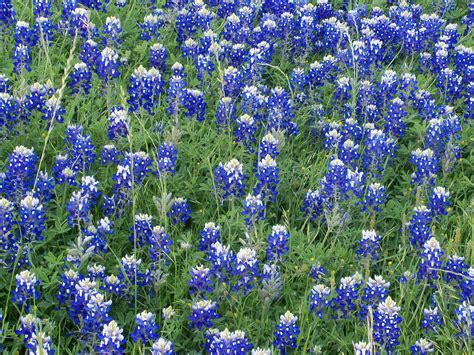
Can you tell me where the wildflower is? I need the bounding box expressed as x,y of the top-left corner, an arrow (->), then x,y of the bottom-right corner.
355,230 -> 381,262
204,328 -> 253,354
151,338 -> 174,354
199,222 -> 221,251
156,142 -> 177,176
242,194 -> 265,226
266,225 -> 290,262
417,237 -> 443,283
189,265 -> 214,295
130,311 -> 159,343
96,47 -> 120,82
233,247 -> 259,294
213,159 -> 246,201
408,206 -> 432,249
167,197 -> 191,225
273,311 -> 299,352
254,155 -> 279,203
410,338 -> 434,354
421,306 -> 443,333
373,296 -> 402,352
11,270 -> 40,311
309,284 -> 331,319
96,320 -> 125,353
189,299 -> 220,330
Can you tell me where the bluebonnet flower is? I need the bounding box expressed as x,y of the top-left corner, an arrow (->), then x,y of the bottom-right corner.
410,338 -> 434,354
149,225 -> 172,265
410,148 -> 439,187
267,87 -> 298,136
130,213 -> 153,247
189,299 -> 220,330
0,92 -> 17,128
66,190 -> 91,227
12,43 -> 31,73
235,114 -> 256,151
84,292 -> 112,333
334,77 -> 352,103
377,70 -> 398,105
14,21 -> 32,46
79,39 -> 99,67
100,144 -> 121,165
69,62 -> 92,95
96,47 -> 120,82
338,139 -> 360,167
417,237 -> 443,283
323,127 -> 342,151
242,194 -> 265,226
16,314 -> 39,341
254,155 -> 279,203
25,82 -> 50,113
360,276 -> 390,320
112,164 -> 132,191
87,263 -> 106,281
189,265 -> 214,295
69,8 -> 92,39
259,133 -> 280,160
0,197 -> 15,255
443,255 -> 468,284
130,311 -> 159,343
353,341 -> 373,355
384,98 -> 407,138
42,96 -> 65,125
151,338 -> 174,354
26,331 -> 55,355
182,89 -> 206,122
421,306 -> 443,333
460,268 -> 474,302
320,159 -> 364,215
3,146 -> 38,197
207,241 -> 235,283
166,74 -> 186,118
128,66 -> 164,113
437,68 -> 462,104
102,16 -> 122,48
308,284 -> 331,319
150,43 -> 167,71
373,296 -> 402,352
60,0 -> 76,23
266,225 -> 290,262
273,311 -> 299,353
215,97 -> 235,128
259,263 -> 282,304
140,13 -> 164,41
233,247 -> 259,294
204,328 -> 252,354
309,263 -> 327,281
167,197 -> 191,225
156,142 -> 177,176
409,206 -> 433,249
213,159 -> 245,201
199,222 -> 220,251
181,38 -> 199,59
32,17 -> 55,47
356,230 -> 381,262
19,195 -> 45,242
454,301 -> 474,338
118,254 -> 151,287
332,274 -> 362,317
96,320 -> 125,353
122,151 -> 152,184
0,0 -> 15,27
101,274 -> 124,296
107,106 -> 129,140
429,186 -> 449,217
33,0 -> 51,17
222,66 -> 242,98
64,125 -> 95,172
362,183 -> 385,214
301,190 -> 323,222
11,270 -> 40,311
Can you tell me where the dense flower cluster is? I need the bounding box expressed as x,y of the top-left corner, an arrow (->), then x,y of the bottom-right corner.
0,0 -> 471,353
